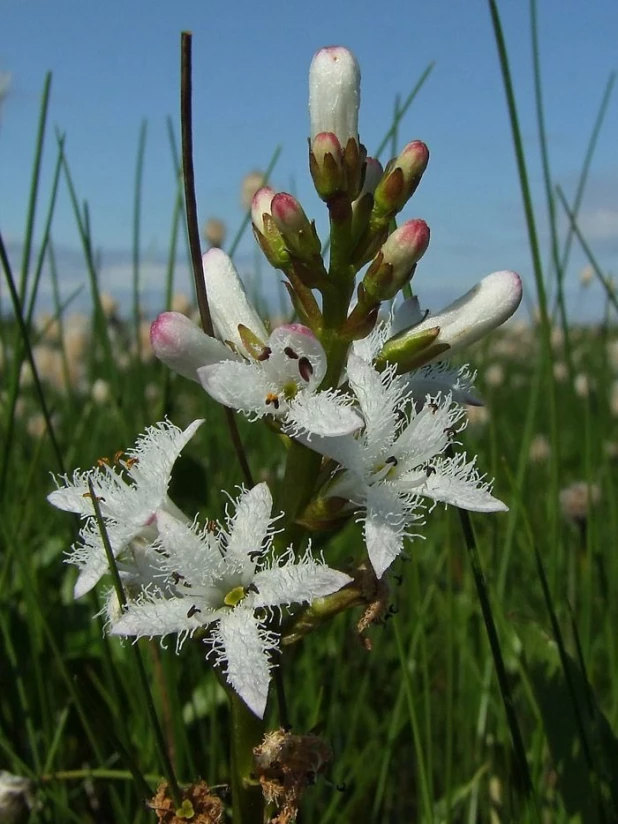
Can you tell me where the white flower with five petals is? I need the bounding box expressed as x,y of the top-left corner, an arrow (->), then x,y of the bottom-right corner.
48,419 -> 202,597
151,249 -> 361,438
109,483 -> 352,718
300,356 -> 507,578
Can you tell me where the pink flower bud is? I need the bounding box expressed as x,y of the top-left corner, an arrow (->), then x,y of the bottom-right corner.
271,193 -> 310,235
311,132 -> 344,167
363,219 -> 430,301
251,186 -> 275,235
374,140 -> 429,217
270,193 -> 322,259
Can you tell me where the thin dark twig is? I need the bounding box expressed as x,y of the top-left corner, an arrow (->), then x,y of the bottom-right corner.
180,32 -> 254,488
180,32 -> 213,337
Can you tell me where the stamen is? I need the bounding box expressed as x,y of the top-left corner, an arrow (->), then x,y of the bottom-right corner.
113,450 -> 124,464
444,426 -> 458,438
425,465 -> 436,476
284,346 -> 299,359
97,457 -> 110,467
171,571 -> 184,585
257,346 -> 272,362
125,457 -> 139,469
385,456 -> 398,467
265,392 -> 280,410
298,357 -> 313,382
187,605 -> 201,618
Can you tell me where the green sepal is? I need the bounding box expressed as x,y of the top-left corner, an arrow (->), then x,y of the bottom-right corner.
252,217 -> 289,270
283,276 -> 323,333
296,495 -> 351,531
375,325 -> 442,373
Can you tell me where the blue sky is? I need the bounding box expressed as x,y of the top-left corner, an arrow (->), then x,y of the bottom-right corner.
1,0 -> 617,319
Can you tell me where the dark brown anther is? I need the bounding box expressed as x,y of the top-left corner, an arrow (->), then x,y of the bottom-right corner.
257,346 -> 272,362
298,357 -> 313,382
97,457 -> 110,467
284,346 -> 299,359
425,465 -> 436,476
113,450 -> 124,464
444,426 -> 458,438
265,392 -> 280,410
385,456 -> 398,467
428,402 -> 439,413
187,605 -> 201,618
171,571 -> 184,585
125,457 -> 139,469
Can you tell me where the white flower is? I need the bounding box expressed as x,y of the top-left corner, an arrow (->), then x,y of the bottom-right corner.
110,483 -> 352,718
382,271 -> 522,369
151,249 -> 361,439
199,323 -> 362,437
352,299 -> 481,405
48,419 -> 203,597
301,356 -> 507,578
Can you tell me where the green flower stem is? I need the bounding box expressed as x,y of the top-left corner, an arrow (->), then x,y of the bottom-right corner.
276,441 -> 323,549
229,690 -> 266,824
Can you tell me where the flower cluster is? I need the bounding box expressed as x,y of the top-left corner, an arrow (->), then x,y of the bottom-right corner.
49,45 -> 522,722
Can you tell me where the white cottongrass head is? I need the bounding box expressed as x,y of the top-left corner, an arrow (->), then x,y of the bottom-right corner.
110,483 -> 352,718
48,419 -> 202,597
300,356 -> 506,578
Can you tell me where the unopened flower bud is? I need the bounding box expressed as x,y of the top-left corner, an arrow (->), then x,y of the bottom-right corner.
309,132 -> 346,200
309,46 -> 360,147
373,140 -> 429,221
378,271 -> 523,371
363,219 -> 430,302
271,192 -> 322,259
150,311 -> 232,382
309,46 -> 364,201
251,187 -> 290,269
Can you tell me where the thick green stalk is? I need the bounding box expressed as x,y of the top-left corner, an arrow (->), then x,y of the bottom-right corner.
229,691 -> 266,824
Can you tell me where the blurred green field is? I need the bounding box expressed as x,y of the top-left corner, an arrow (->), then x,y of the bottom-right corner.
2,5 -> 618,823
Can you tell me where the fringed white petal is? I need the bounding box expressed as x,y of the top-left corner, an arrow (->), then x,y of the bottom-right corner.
422,454 -> 508,512
223,483 -> 273,574
252,549 -> 352,608
110,596 -> 213,650
363,484 -> 409,578
346,355 -> 405,457
215,607 -> 275,718
286,390 -> 363,438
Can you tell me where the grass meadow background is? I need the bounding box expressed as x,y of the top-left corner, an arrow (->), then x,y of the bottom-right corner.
2,3 -> 618,822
